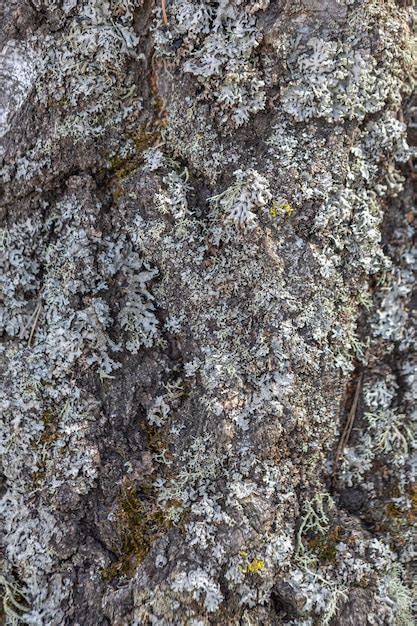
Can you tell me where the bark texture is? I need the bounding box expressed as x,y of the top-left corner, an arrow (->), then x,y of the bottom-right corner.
0,1 -> 415,625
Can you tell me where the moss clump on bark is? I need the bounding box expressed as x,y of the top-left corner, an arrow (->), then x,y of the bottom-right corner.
103,480 -> 171,580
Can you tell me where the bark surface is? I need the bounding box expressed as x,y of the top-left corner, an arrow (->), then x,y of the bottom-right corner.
0,1 -> 415,625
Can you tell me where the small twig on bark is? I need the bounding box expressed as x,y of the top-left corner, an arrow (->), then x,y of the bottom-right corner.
161,0 -> 168,25
398,108 -> 415,178
28,301 -> 42,348
333,371 -> 363,485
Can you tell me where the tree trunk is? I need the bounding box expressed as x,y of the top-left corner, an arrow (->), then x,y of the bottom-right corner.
1,1 -> 415,624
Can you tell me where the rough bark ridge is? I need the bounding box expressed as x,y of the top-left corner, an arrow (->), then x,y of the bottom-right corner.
0,1 -> 415,624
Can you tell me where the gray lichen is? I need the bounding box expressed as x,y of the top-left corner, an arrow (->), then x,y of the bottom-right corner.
0,0 -> 415,624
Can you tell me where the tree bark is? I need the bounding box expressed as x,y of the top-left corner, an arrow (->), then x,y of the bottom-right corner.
1,1 -> 415,625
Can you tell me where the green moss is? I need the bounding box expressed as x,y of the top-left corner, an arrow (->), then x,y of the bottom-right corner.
384,483 -> 417,533
30,410 -> 61,487
102,481 -> 171,581
305,526 -> 341,564
31,468 -> 46,487
145,423 -> 167,454
29,409 -> 60,448
132,126 -> 160,154
38,410 -> 60,446
107,125 -> 161,183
